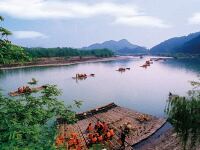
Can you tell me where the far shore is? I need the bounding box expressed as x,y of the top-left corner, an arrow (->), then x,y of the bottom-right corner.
0,56 -> 135,70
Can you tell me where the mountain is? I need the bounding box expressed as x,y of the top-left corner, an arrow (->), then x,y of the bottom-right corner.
150,32 -> 200,54
175,35 -> 200,54
117,46 -> 147,55
82,39 -> 148,55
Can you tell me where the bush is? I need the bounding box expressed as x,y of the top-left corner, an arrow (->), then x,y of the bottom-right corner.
165,80 -> 200,149
0,85 -> 81,149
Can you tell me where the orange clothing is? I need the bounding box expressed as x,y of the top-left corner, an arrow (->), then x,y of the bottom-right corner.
75,139 -> 80,145
71,132 -> 78,138
92,137 -> 97,143
98,135 -> 103,142
56,138 -> 63,146
110,129 -> 115,136
68,138 -> 75,146
76,145 -> 82,150
88,133 -> 93,139
87,124 -> 93,132
58,135 -> 64,141
106,132 -> 111,138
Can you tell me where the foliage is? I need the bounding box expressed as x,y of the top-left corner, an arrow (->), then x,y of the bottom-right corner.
165,80 -> 200,149
0,84 -> 81,149
0,40 -> 31,64
25,47 -> 114,58
0,16 -> 31,65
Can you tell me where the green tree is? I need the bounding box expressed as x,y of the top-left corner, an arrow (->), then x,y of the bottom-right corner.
25,47 -> 114,58
0,16 -> 30,65
165,80 -> 200,149
0,84 -> 82,149
0,27 -> 12,39
0,16 -> 4,21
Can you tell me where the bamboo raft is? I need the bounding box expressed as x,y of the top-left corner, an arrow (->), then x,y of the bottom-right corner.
57,103 -> 166,150
72,74 -> 95,80
9,85 -> 47,97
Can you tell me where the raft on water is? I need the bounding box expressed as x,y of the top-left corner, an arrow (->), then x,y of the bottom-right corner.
28,78 -> 38,85
116,67 -> 130,72
57,103 -> 166,149
72,73 -> 95,80
9,85 -> 47,97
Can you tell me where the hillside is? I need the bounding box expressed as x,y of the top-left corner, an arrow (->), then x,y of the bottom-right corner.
150,32 -> 200,55
117,46 -> 148,55
82,39 -> 148,55
175,35 -> 200,54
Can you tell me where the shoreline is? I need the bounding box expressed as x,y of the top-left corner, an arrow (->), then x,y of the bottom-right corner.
0,56 -> 134,70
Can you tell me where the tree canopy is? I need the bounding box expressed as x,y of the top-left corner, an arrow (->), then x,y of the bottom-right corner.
25,47 -> 114,58
0,16 -> 31,65
0,84 -> 81,149
165,80 -> 200,149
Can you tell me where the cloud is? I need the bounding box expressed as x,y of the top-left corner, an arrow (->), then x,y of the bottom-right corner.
13,31 -> 47,39
188,13 -> 200,24
0,0 -> 170,28
114,16 -> 170,28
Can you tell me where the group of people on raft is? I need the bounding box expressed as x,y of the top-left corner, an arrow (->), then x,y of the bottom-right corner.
86,120 -> 132,148
140,59 -> 153,68
74,73 -> 95,80
55,121 -> 132,149
117,67 -> 131,72
76,74 -> 87,79
56,131 -> 83,150
86,120 -> 115,146
17,86 -> 31,93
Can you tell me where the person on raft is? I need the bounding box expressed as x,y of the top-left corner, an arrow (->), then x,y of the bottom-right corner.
18,86 -> 31,93
120,122 -> 132,148
86,121 -> 115,147
86,123 -> 93,133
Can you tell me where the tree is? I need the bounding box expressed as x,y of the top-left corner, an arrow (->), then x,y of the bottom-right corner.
0,16 -> 31,65
165,80 -> 200,149
0,16 -> 4,21
0,84 -> 82,149
0,27 -> 12,39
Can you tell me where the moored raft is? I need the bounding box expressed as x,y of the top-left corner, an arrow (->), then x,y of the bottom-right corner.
9,85 -> 47,97
57,103 -> 166,149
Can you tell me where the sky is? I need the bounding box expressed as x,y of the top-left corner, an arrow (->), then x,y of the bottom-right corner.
0,0 -> 200,49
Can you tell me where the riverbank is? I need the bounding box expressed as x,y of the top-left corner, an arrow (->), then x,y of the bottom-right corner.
136,125 -> 200,150
0,56 -> 134,70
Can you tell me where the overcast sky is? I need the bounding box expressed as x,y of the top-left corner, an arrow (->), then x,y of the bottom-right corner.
1,0 -> 200,48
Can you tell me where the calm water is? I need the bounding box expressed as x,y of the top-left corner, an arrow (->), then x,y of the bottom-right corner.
0,56 -> 199,117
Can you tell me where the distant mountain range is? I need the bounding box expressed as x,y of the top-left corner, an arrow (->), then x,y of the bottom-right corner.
81,31 -> 200,56
82,39 -> 148,55
150,32 -> 200,55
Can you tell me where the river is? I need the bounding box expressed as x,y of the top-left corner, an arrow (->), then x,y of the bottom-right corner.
0,56 -> 199,117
